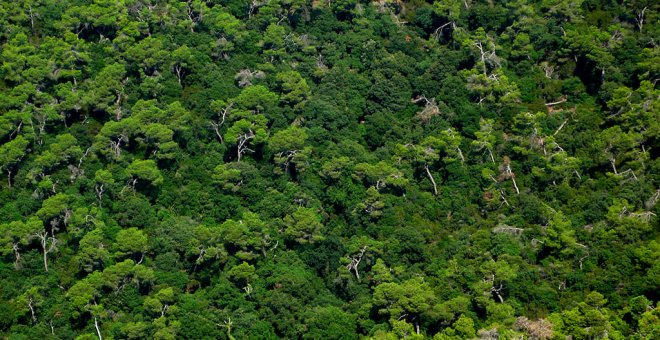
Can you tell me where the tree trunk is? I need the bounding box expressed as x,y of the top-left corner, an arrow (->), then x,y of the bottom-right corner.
28,299 -> 36,323
94,316 -> 102,340
43,246 -> 49,272
511,177 -> 520,194
424,165 -> 438,196
12,243 -> 21,269
610,159 -> 618,175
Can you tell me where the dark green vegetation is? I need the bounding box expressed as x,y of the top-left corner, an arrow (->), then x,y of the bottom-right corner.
0,0 -> 659,338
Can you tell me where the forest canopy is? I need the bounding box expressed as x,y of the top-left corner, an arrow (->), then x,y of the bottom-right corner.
0,0 -> 659,339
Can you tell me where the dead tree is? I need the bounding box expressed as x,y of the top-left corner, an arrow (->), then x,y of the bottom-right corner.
576,243 -> 589,270
70,147 -> 92,181
499,189 -> 511,207
113,82 -> 127,121
235,69 -> 265,88
210,102 -> 233,143
109,134 -> 128,158
412,95 -> 440,123
609,157 -> 638,181
487,174 -> 511,207
243,284 -> 253,298
276,150 -> 299,174
491,284 -> 504,303
645,189 -> 660,210
514,317 -> 553,340
27,296 -> 37,323
346,246 -> 367,280
173,63 -> 185,85
474,40 -> 489,75
492,225 -> 524,236
629,211 -> 656,223
95,184 -> 105,208
33,230 -> 58,272
248,0 -> 267,18
12,242 -> 22,269
553,119 -> 568,136
185,0 -> 203,32
8,120 -> 22,140
120,178 -> 138,196
93,304 -> 103,340
498,157 -> 520,194
315,54 -> 328,72
635,7 -> 647,32
545,96 -> 567,107
236,130 -> 255,162
540,62 -> 557,79
433,21 -> 456,40
473,36 -> 500,75
424,164 -> 438,196
486,274 -> 505,303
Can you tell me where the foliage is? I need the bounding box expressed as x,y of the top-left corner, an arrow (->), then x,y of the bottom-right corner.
0,0 -> 658,338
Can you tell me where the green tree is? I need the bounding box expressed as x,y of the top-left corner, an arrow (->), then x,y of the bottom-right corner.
114,227 -> 148,261
302,306 -> 357,340
127,159 -> 163,187
225,119 -> 268,162
269,126 -> 310,175
78,228 -> 110,272
0,135 -> 30,187
373,278 -> 437,333
282,207 -> 324,244
15,286 -> 43,325
354,161 -> 408,192
171,45 -> 193,85
276,71 -> 311,109
83,63 -> 127,120
0,217 -> 42,269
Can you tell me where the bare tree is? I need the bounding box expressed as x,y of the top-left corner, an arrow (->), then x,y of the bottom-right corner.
545,96 -> 567,107
95,184 -> 105,208
173,64 -> 185,85
576,243 -> 589,270
645,189 -> 660,210
433,21 -> 456,40
539,61 -> 557,79
235,69 -> 265,88
498,156 -> 520,194
635,7 -> 648,32
32,230 -> 58,272
473,35 -> 500,75
346,246 -> 367,280
109,134 -> 128,158
210,102 -> 234,143
411,95 -> 440,123
492,225 -> 524,236
490,283 -> 504,303
93,312 -> 102,340
248,0 -> 268,18
11,242 -> 22,269
113,81 -> 128,121
185,0 -> 203,32
236,130 -> 255,162
514,317 -> 553,340
220,317 -> 234,340
424,164 -> 438,196
27,296 -> 37,323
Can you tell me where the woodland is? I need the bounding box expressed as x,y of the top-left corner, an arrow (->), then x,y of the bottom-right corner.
0,0 -> 659,339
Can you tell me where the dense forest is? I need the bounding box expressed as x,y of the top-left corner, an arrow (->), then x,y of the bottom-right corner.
0,0 -> 658,338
